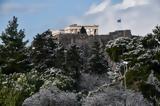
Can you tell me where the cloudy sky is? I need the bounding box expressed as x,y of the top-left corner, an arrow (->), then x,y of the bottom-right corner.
0,0 -> 160,41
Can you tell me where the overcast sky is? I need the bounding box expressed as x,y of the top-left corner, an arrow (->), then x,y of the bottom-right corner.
0,0 -> 160,41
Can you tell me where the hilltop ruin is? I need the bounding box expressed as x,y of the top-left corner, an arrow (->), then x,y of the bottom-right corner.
50,24 -> 132,48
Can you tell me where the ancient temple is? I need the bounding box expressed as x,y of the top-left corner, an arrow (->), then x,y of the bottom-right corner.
51,24 -> 99,36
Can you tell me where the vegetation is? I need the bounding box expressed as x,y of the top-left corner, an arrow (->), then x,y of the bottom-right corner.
0,17 -> 85,105
0,16 -> 160,105
80,26 -> 87,34
30,30 -> 57,72
87,41 -> 109,74
0,16 -> 30,74
0,70 -> 43,106
106,26 -> 160,105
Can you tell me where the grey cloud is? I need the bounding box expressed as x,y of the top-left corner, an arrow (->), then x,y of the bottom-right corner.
0,3 -> 46,15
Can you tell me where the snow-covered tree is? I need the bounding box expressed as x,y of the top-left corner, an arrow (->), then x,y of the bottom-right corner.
142,25 -> 160,49
106,37 -> 131,62
64,45 -> 82,75
140,71 -> 160,105
63,45 -> 82,90
153,25 -> 160,40
30,30 -> 57,72
54,45 -> 66,69
87,41 -> 109,74
105,26 -> 160,105
0,16 -> 30,74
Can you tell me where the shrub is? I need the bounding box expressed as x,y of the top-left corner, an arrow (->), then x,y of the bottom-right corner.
41,68 -> 76,91
0,71 -> 43,106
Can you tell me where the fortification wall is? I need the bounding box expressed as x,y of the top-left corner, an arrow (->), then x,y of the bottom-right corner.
53,30 -> 132,49
52,30 -> 132,71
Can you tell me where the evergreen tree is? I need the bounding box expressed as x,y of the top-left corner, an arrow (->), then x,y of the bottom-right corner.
142,26 -> 160,49
142,34 -> 158,49
54,44 -> 66,69
0,16 -> 30,74
65,45 -> 82,76
80,26 -> 87,34
64,45 -> 82,90
87,41 -> 108,74
153,25 -> 160,40
30,30 -> 57,72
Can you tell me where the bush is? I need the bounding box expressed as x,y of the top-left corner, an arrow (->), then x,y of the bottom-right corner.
0,71 -> 43,106
125,66 -> 150,90
41,68 -> 76,91
140,82 -> 160,105
105,31 -> 160,105
106,37 -> 131,62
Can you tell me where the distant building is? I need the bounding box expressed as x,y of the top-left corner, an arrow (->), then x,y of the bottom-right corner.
52,30 -> 132,48
50,24 -> 132,50
50,25 -> 132,72
51,24 -> 99,36
51,29 -> 65,36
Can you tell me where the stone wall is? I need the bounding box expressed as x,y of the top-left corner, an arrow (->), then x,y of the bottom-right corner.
53,30 -> 132,49
53,30 -> 132,69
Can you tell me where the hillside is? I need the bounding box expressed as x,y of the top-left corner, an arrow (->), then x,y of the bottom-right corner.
0,17 -> 160,106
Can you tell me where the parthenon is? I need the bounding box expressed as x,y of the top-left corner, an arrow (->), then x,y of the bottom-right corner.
51,24 -> 99,36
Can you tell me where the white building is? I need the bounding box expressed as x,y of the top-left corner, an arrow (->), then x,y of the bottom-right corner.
51,24 -> 99,36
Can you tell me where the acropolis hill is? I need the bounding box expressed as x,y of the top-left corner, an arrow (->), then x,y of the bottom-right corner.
50,24 -> 132,48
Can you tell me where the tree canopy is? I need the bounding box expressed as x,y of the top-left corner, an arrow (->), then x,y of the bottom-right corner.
0,16 -> 30,74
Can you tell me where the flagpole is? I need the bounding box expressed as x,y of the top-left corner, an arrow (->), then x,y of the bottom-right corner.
117,18 -> 125,37
117,19 -> 122,30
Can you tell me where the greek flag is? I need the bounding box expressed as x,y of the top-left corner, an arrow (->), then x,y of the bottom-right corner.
117,19 -> 121,23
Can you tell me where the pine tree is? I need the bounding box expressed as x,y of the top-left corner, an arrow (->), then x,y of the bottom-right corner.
87,41 -> 108,74
153,25 -> 160,40
30,30 -> 57,72
0,16 -> 30,74
64,45 -> 82,90
54,44 -> 66,69
64,45 -> 82,76
80,26 -> 87,34
142,26 -> 160,49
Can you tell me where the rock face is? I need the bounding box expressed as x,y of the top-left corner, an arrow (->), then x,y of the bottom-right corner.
82,86 -> 152,106
22,87 -> 78,106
